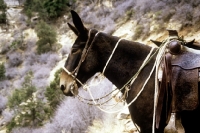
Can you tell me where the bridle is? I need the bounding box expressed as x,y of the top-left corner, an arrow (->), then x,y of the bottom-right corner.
62,29 -> 125,93
64,29 -> 188,133
62,29 -> 159,133
62,29 -> 190,133
62,28 -> 158,107
62,30 -> 100,92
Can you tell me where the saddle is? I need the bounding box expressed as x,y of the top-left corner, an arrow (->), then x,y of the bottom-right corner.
153,30 -> 200,132
171,49 -> 199,111
156,39 -> 200,130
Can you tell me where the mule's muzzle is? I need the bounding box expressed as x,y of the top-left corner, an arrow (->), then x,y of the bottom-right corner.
60,84 -> 74,96
60,80 -> 78,96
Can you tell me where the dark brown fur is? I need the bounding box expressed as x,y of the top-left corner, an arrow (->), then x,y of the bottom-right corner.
60,10 -> 200,133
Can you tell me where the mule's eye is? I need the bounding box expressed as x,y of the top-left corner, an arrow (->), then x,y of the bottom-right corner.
71,48 -> 79,54
79,42 -> 86,47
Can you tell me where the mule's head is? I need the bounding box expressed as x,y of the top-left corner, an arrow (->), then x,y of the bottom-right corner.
60,10 -> 99,96
60,10 -> 88,96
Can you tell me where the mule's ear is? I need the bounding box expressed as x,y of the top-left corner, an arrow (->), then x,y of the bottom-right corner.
184,39 -> 200,50
71,10 -> 86,34
150,39 -> 162,47
67,23 -> 78,36
185,39 -> 195,47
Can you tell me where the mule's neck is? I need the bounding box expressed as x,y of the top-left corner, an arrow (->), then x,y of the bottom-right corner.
97,35 -> 154,89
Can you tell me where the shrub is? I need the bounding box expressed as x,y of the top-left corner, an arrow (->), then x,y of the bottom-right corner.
0,62 -> 6,80
7,52 -> 23,67
25,8 -> 32,20
10,39 -> 23,50
125,9 -> 135,21
23,0 -> 76,21
0,0 -> 6,10
132,25 -> 143,40
0,12 -> 6,23
43,0 -> 73,19
8,72 -> 36,109
7,72 -> 51,132
35,21 -> 57,54
45,68 -> 64,115
24,0 -> 46,18
0,0 -> 7,24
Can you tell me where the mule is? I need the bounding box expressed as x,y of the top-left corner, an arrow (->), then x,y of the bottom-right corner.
60,10 -> 200,133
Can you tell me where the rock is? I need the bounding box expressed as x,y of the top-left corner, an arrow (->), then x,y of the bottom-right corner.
0,129 -> 6,133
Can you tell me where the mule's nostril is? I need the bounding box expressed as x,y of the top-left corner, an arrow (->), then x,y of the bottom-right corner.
61,85 -> 65,91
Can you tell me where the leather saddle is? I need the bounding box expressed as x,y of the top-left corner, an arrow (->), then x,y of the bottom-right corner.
155,30 -> 200,131
156,41 -> 200,129
171,47 -> 200,111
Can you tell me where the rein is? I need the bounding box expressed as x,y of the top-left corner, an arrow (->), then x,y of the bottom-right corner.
62,29 -> 189,133
61,29 -> 169,133
62,28 -> 158,110
102,38 -> 123,74
62,30 -> 124,104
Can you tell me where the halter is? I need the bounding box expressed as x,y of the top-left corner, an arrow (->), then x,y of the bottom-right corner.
62,29 -> 160,133
64,30 -> 123,85
62,30 -> 128,109
62,30 -> 100,92
62,28 -> 159,109
62,29 -> 190,133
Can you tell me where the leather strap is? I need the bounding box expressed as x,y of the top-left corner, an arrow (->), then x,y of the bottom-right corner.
156,53 -> 172,129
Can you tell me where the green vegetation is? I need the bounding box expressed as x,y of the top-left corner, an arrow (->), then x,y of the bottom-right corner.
6,69 -> 64,132
6,72 -> 51,132
133,25 -> 143,40
0,62 -> 6,81
44,0 -> 73,19
35,20 -> 57,54
8,72 -> 36,109
125,9 -> 135,21
24,0 -> 76,21
0,0 -> 7,24
23,0 -> 76,53
45,68 -> 64,115
10,39 -> 24,50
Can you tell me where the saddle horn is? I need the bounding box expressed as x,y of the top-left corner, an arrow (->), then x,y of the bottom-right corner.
151,30 -> 179,47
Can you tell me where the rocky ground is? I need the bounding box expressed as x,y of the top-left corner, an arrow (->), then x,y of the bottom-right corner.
1,0 -> 200,133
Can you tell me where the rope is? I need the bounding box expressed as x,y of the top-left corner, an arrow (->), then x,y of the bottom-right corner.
62,39 -> 162,132
130,47 -> 156,85
62,64 -> 126,107
152,39 -> 169,133
86,47 -> 157,114
102,38 -> 123,75
120,47 -> 158,91
73,46 -> 157,115
62,66 -> 85,87
62,30 -> 170,132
